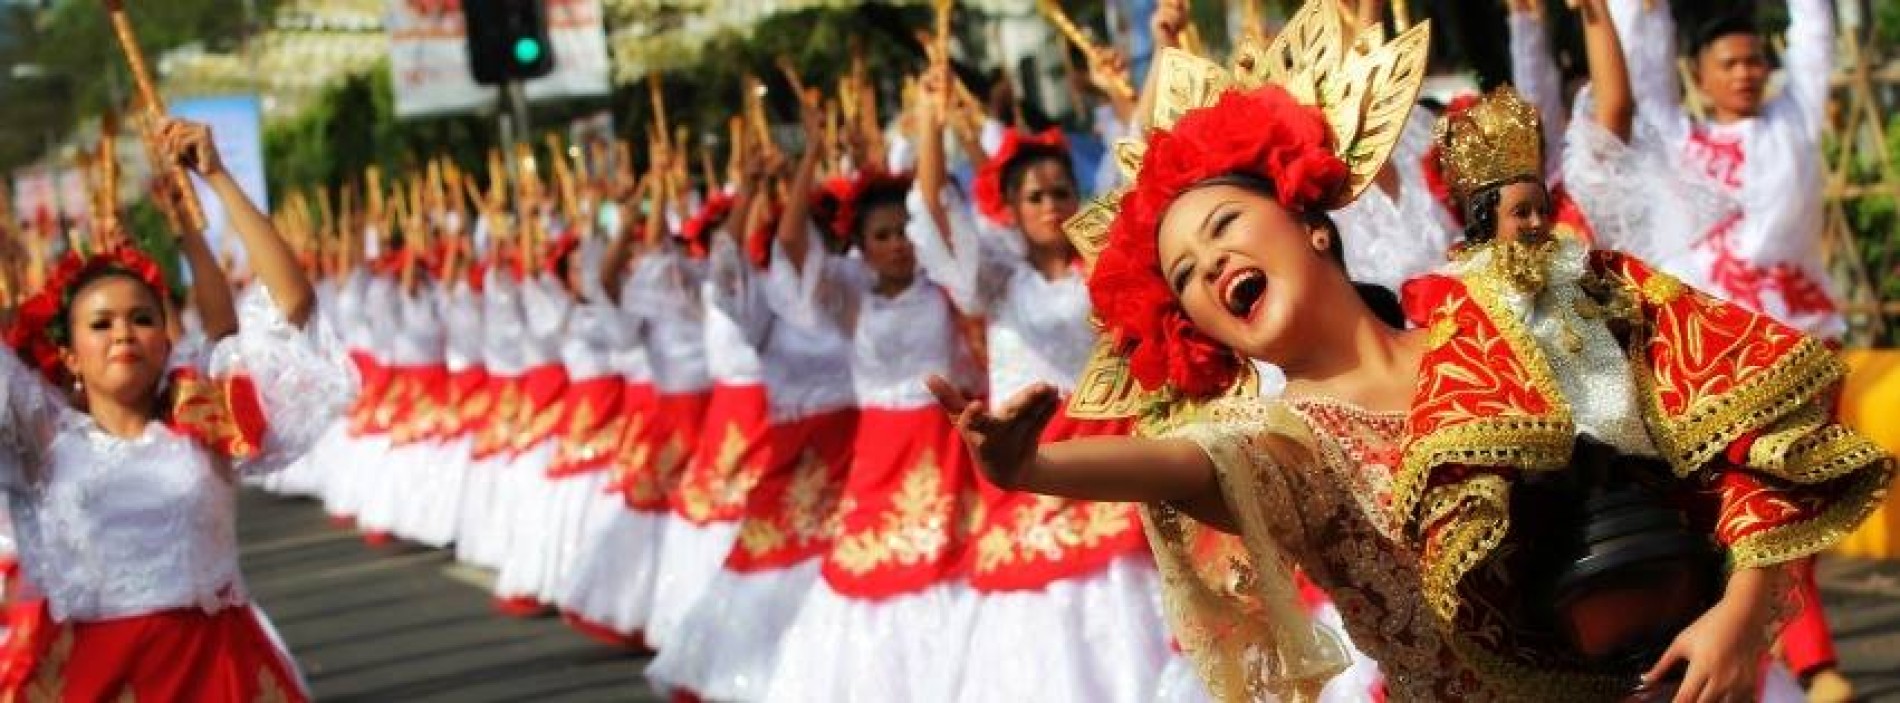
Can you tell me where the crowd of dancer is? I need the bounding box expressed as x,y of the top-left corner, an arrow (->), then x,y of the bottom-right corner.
0,0 -> 1887,701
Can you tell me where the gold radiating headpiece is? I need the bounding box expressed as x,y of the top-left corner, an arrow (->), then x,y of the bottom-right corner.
1432,86 -> 1544,207
1062,0 -> 1429,423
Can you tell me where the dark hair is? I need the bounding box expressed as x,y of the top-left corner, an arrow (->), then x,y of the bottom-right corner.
849,182 -> 912,248
1187,173 -> 1406,330
1460,176 -> 1544,245
1001,145 -> 1076,205
1688,11 -> 1760,59
55,267 -> 167,348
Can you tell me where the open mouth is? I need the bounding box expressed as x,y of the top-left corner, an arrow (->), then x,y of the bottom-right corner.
1220,267 -> 1268,321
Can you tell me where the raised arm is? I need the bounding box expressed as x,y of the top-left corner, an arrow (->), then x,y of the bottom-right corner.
157,118 -> 315,327
601,174 -> 651,303
776,95 -> 824,274
1578,0 -> 1634,141
152,171 -> 237,341
1609,0 -> 1686,132
1507,0 -> 1569,173
1780,0 -> 1833,136
915,53 -> 957,256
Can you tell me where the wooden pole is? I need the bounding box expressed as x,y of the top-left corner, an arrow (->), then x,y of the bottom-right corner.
103,0 -> 206,235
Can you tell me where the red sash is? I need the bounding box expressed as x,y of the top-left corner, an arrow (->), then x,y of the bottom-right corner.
1,603 -> 306,703
509,364 -> 570,456
725,408 -> 859,572
821,406 -> 982,599
547,376 -> 626,478
618,390 -> 711,512
671,383 -> 772,525
964,409 -> 1146,592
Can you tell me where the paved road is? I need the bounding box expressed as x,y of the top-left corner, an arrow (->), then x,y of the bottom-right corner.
239,488 -> 1900,702
237,490 -> 660,702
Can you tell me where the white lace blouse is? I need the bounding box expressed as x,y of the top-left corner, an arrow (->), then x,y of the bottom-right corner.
443,280 -> 485,374
0,285 -> 354,622
772,232 -> 972,411
631,250 -> 712,395
906,187 -> 1095,402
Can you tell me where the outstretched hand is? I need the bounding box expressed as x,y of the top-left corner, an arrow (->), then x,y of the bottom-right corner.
927,375 -> 1060,490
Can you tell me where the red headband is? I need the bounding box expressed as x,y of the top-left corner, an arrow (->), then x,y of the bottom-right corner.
1089,85 -> 1349,398
830,169 -> 916,244
7,246 -> 170,388
974,128 -> 1069,226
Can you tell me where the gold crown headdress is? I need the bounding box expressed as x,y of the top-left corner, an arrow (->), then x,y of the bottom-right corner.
1062,0 -> 1430,425
1433,87 -> 1543,207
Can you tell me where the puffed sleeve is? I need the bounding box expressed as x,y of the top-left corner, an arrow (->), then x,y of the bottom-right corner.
0,351 -> 67,491
1154,398 -> 1351,703
764,229 -> 864,334
906,183 -> 1011,316
1609,0 -> 1690,143
205,283 -> 358,476
1562,87 -> 1739,276
707,233 -> 770,347
1774,0 -> 1832,139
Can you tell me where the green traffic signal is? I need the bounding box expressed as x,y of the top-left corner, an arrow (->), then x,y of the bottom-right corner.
514,37 -> 544,65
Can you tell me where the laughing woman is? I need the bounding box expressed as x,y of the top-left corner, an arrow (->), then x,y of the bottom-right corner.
0,119 -> 352,701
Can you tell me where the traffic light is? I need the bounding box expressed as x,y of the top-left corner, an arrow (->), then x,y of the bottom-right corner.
464,0 -> 556,85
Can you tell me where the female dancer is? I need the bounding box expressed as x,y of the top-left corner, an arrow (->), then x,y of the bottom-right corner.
761,96 -> 986,701
0,119 -> 352,701
912,54 -> 1172,702
647,101 -> 860,701
926,5 -> 1890,699
647,169 -> 773,650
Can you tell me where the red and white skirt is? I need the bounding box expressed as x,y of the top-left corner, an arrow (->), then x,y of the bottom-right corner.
645,407 -> 858,699
649,383 -> 770,648
764,405 -> 982,702
956,408 -> 1169,703
0,604 -> 306,703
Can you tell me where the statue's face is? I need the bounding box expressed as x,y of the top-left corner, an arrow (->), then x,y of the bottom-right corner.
1491,181 -> 1552,245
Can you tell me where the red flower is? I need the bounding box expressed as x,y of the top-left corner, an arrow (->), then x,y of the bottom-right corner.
828,169 -> 915,244
9,246 -> 171,388
1088,85 -> 1348,398
974,128 -> 1069,227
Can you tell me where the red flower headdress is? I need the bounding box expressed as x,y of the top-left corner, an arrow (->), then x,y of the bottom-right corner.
1089,86 -> 1349,398
810,175 -> 855,246
829,169 -> 916,244
7,246 -> 170,388
680,192 -> 736,259
973,128 -> 1069,227
1066,2 -> 1429,410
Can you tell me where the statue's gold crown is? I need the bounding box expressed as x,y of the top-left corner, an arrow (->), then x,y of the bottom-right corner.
1061,0 -> 1431,424
1433,87 -> 1544,206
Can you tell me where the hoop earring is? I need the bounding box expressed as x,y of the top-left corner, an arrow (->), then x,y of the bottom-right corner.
1312,232 -> 1331,253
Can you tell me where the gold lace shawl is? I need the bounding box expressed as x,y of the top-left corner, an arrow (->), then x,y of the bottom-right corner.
1153,399 -> 1351,703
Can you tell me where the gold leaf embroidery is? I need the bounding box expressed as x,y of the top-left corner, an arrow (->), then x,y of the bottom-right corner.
830,451 -> 953,576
